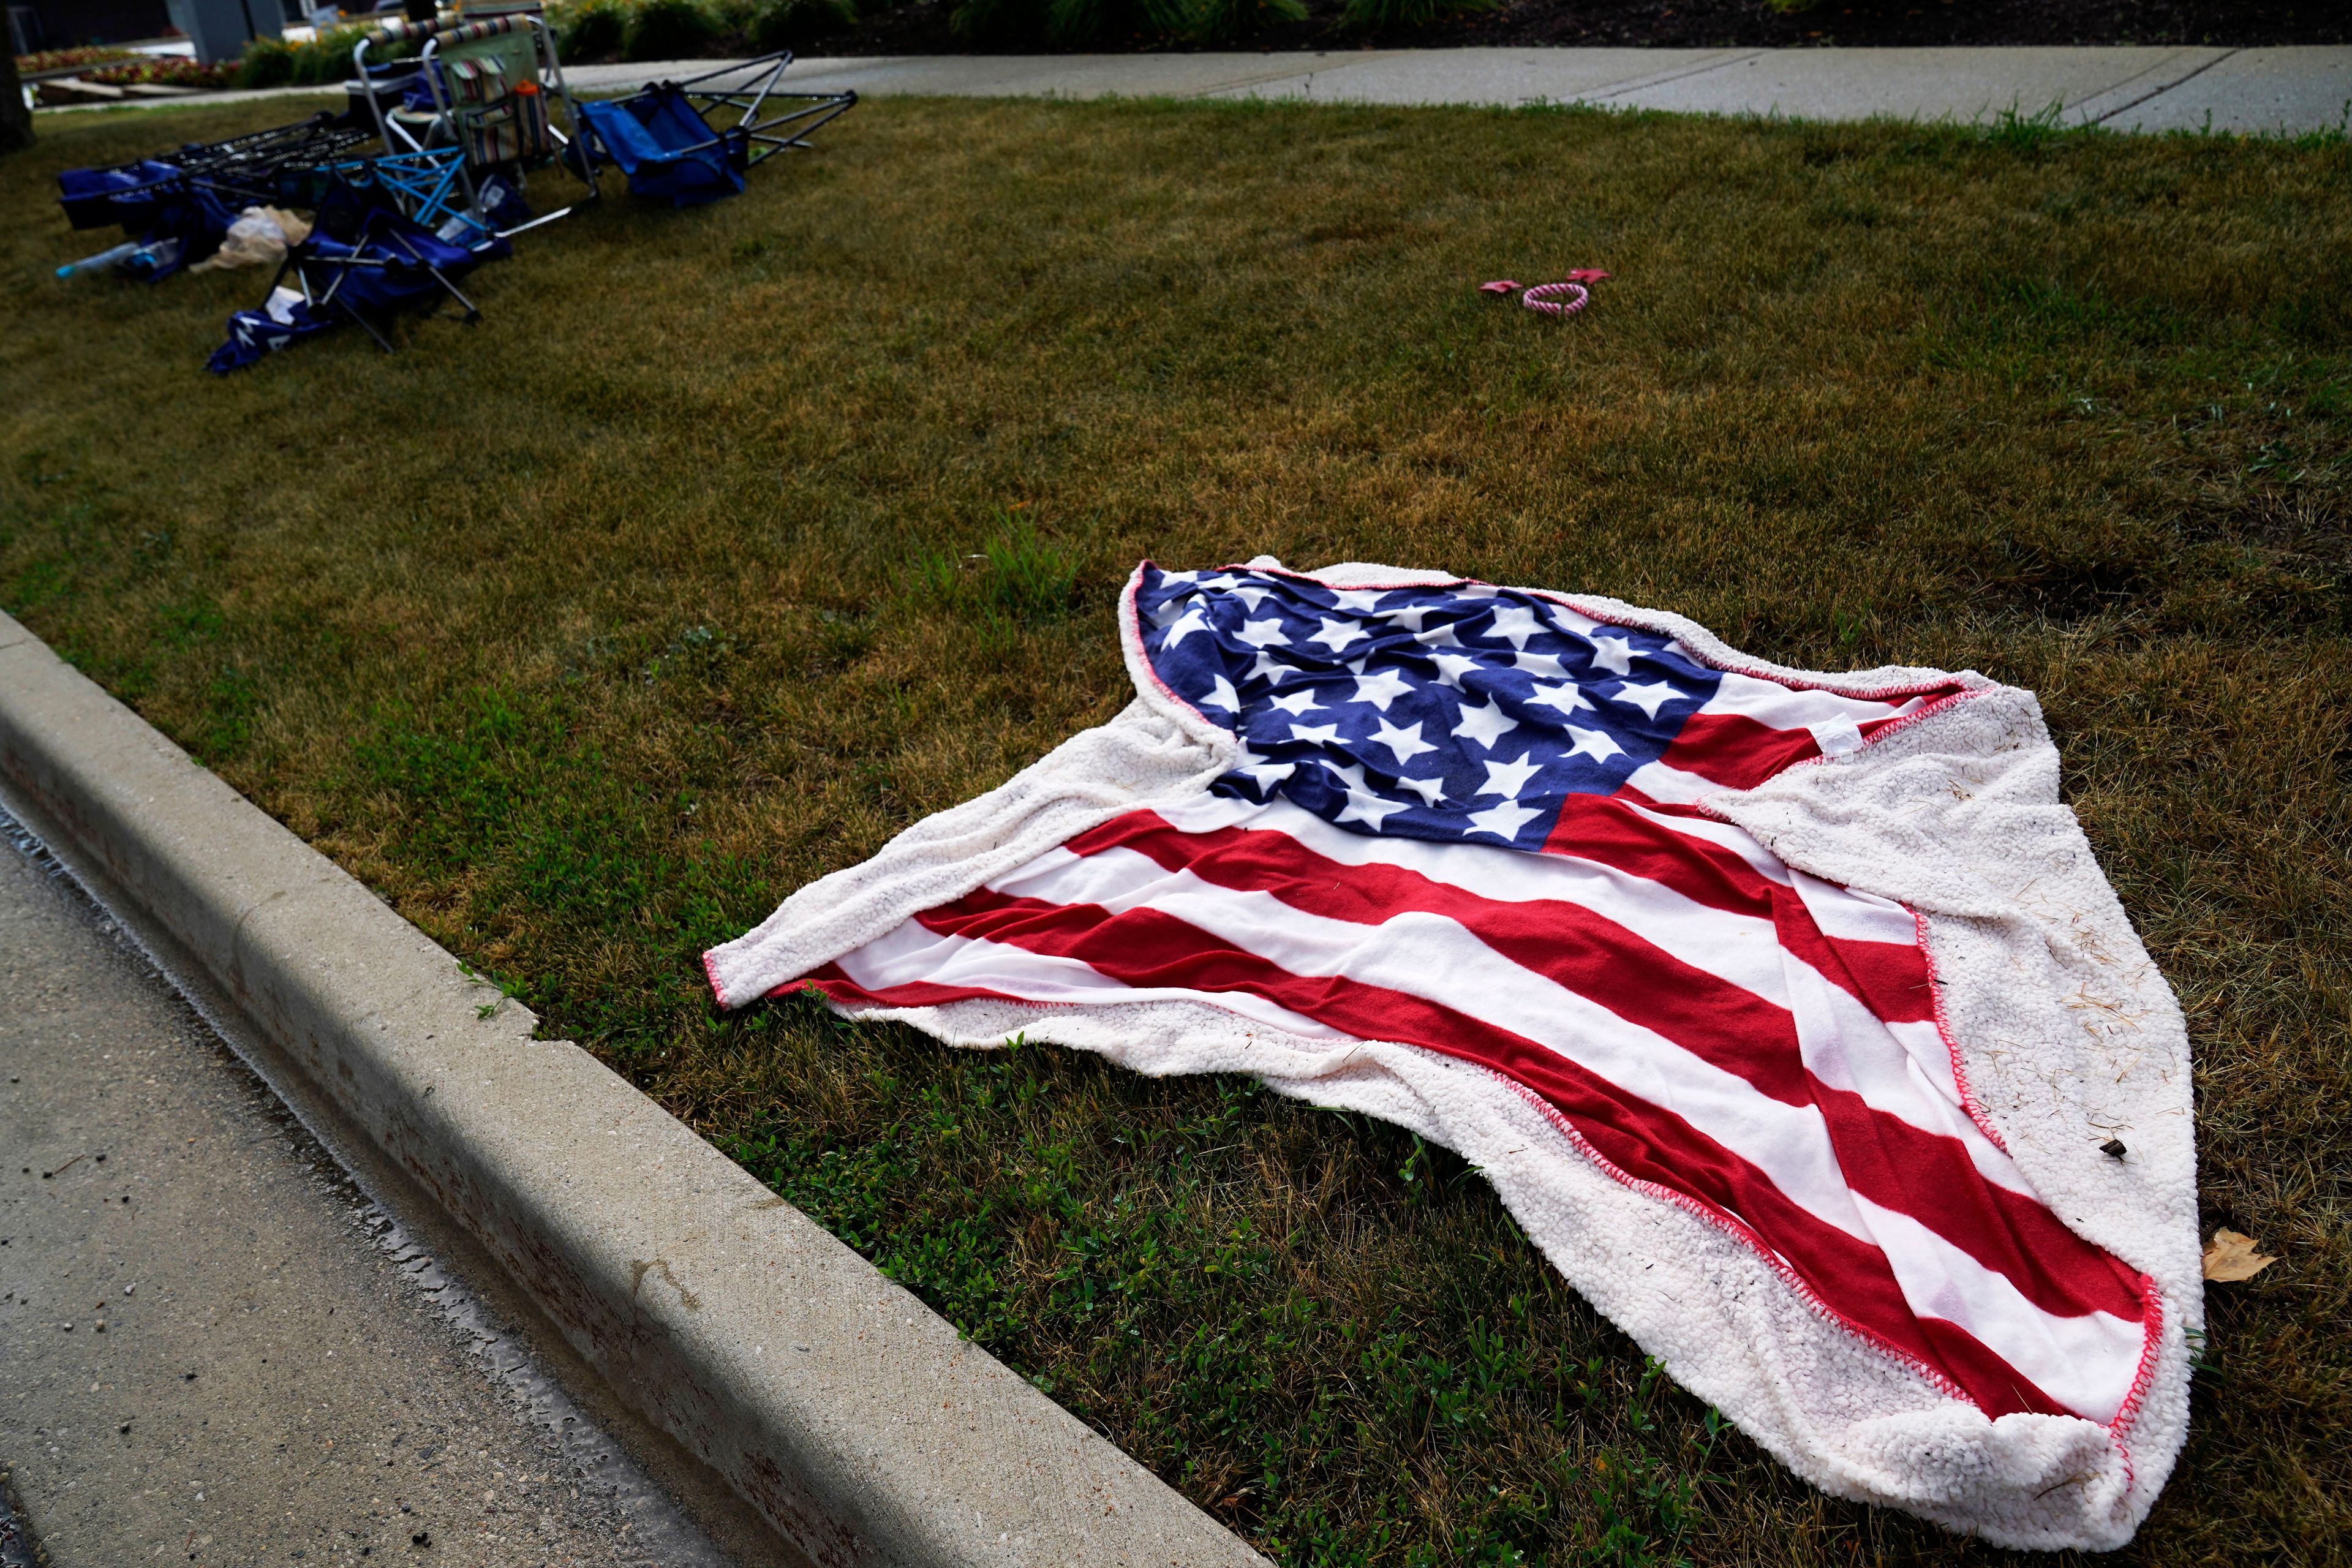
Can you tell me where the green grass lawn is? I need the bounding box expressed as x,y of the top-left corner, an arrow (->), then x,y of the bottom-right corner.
4,95 -> 2348,1566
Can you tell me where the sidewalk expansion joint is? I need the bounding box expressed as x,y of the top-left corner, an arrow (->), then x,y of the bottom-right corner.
2086,47 -> 2243,125
1592,50 -> 1770,101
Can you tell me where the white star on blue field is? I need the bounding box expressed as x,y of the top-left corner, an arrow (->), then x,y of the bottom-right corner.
1137,566 -> 1722,851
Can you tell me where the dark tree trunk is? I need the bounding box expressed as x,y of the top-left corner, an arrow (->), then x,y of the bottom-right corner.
0,47 -> 33,154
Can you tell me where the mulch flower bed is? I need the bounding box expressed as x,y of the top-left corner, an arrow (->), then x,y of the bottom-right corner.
85,56 -> 241,89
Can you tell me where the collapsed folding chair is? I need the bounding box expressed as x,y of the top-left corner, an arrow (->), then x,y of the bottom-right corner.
55,165 -> 235,279
208,194 -> 511,373
58,113 -> 374,228
273,146 -> 477,234
55,113 -> 374,279
577,51 -> 855,208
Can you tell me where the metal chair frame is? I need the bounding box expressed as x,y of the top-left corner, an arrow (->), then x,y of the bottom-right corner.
172,115 -> 377,190
59,113 -> 374,225
262,211 -> 487,355
320,147 -> 474,231
595,50 -> 858,177
352,12 -> 595,233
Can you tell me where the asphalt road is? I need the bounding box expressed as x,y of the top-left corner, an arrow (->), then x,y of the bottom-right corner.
0,821 -> 745,1568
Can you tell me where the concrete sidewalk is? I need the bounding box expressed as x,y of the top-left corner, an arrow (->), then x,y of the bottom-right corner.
37,46 -> 2352,135
587,45 -> 2352,134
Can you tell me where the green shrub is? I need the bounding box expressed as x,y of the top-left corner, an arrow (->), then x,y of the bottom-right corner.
1339,0 -> 1490,30
1053,0 -> 1199,43
89,55 -> 239,88
745,0 -> 857,50
13,45 -> 139,72
553,0 -> 632,59
704,0 -> 756,34
289,23 -> 375,86
236,23 -> 384,90
235,36 -> 296,89
945,0 -> 1044,43
1189,0 -> 1302,41
950,0 -> 1191,45
625,0 -> 722,59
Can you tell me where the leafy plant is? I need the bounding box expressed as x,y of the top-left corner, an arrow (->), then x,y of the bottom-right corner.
625,0 -> 722,59
1190,0 -> 1304,42
745,0 -> 858,49
950,0 -> 1195,47
89,55 -> 239,89
1053,0 -> 1198,43
552,0 -> 632,59
236,36 -> 296,89
290,25 -> 342,87
13,45 -> 140,74
944,0 -> 1041,43
1338,0 -> 1490,31
238,24 -> 385,89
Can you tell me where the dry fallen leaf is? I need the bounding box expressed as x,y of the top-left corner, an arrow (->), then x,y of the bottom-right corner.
2203,1229 -> 2277,1283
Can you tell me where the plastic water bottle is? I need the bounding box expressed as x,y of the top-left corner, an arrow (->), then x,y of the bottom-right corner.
119,238 -> 185,279
56,240 -> 143,279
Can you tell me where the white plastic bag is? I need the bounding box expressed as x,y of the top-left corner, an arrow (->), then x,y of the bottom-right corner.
190,206 -> 315,273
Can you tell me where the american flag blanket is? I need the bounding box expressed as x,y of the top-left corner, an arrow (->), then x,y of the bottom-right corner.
704,559 -> 2200,1550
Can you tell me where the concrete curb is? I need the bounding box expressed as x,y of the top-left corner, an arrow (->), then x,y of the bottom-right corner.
0,607 -> 1265,1568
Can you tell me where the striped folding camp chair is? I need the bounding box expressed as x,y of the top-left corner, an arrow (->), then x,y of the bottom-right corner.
350,10 -> 595,235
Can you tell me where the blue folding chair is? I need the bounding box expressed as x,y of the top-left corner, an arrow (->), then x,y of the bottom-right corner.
209,196 -> 511,373
57,159 -> 183,234
55,163 -> 232,280
578,51 -> 854,209
579,89 -> 742,208
55,114 -> 371,280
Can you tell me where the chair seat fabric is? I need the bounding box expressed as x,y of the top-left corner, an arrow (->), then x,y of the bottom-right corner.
208,208 -> 509,373
58,160 -> 182,232
581,91 -> 746,208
